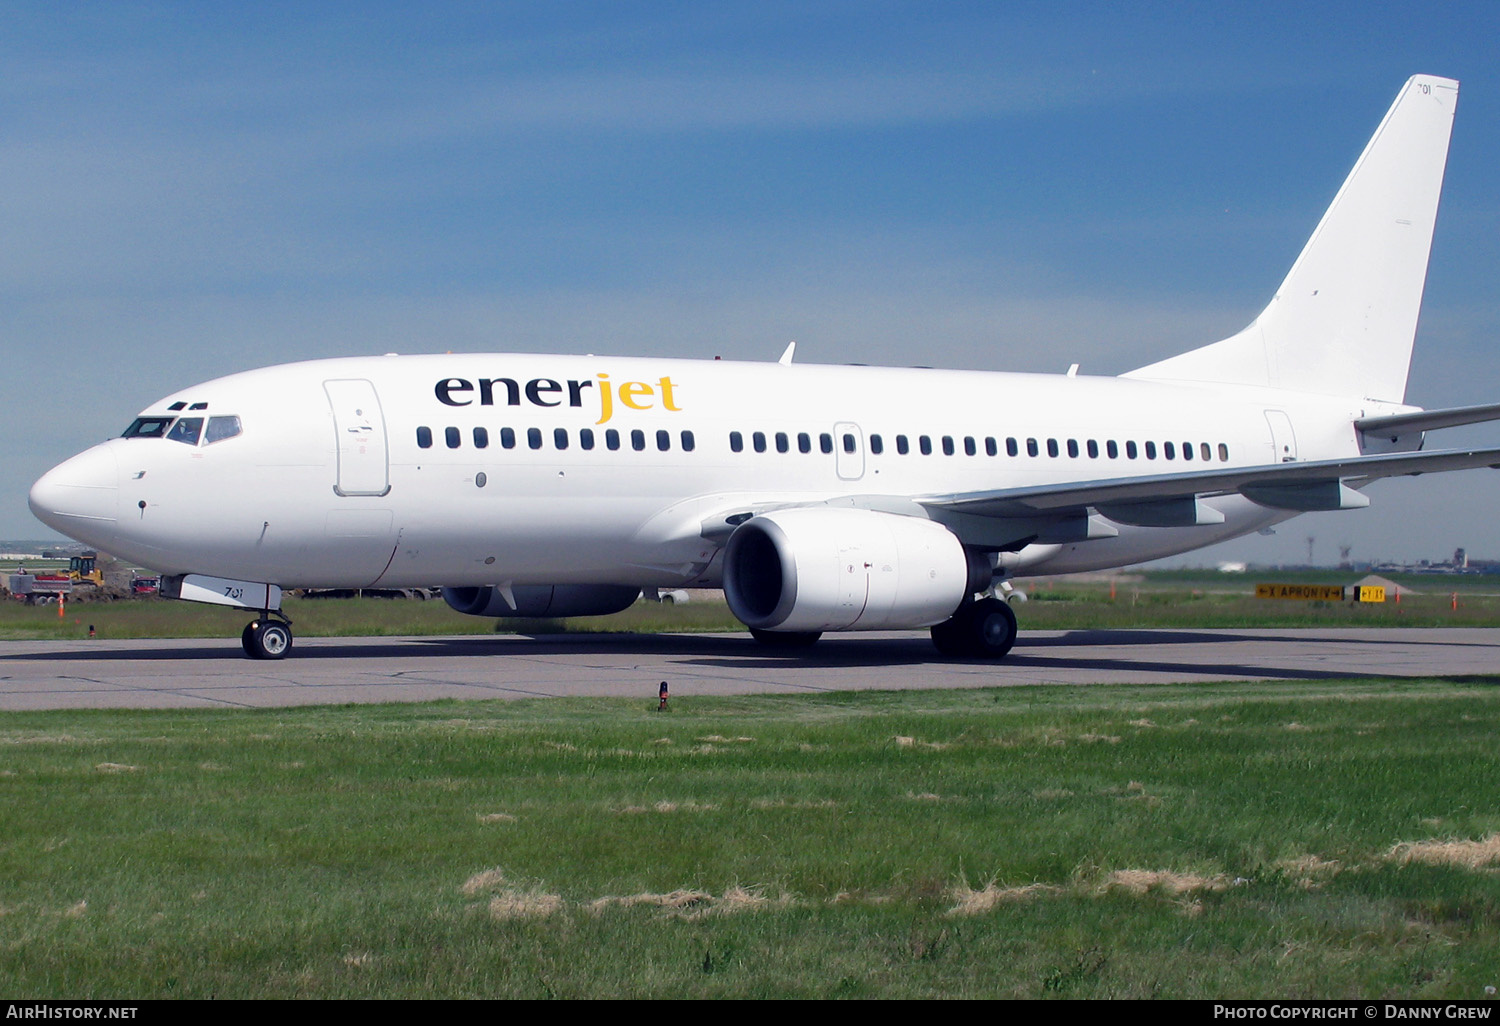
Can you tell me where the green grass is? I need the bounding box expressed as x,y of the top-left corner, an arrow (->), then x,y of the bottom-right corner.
3,680 -> 1500,997
0,594 -> 746,641
5,571 -> 1500,642
1015,582 -> 1500,628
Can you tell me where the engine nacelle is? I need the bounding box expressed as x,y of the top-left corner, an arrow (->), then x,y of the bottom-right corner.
723,508 -> 982,632
441,584 -> 640,618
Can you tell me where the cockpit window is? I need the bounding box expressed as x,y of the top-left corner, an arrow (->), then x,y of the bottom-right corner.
122,417 -> 174,439
204,416 -> 242,445
166,417 -> 204,445
122,414 -> 241,445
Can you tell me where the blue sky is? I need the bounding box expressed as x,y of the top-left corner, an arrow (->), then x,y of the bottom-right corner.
5,1 -> 1499,566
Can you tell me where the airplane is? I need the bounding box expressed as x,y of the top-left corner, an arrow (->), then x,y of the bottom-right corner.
28,75 -> 1500,661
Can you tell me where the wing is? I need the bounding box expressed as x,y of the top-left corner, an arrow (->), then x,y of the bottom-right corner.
917,446 -> 1500,533
694,428 -> 1500,554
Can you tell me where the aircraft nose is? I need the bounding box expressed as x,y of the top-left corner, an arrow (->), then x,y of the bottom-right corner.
29,444 -> 120,535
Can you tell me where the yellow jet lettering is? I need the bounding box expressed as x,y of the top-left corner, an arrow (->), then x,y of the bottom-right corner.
619,381 -> 655,411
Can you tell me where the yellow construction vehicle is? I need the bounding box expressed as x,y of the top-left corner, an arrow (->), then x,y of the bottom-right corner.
66,552 -> 104,587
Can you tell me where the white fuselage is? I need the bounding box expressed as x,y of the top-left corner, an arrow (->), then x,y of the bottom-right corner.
29,352 -> 1405,590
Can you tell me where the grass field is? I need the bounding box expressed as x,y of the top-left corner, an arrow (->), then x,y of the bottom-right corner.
3,680 -> 1499,998
4,569 -> 1500,642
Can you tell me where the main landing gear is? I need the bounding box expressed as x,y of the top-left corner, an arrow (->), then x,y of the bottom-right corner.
930,596 -> 1018,659
242,612 -> 294,660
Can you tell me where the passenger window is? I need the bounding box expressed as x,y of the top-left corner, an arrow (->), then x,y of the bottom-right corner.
1046,439 -> 1059,458
1086,439 -> 1098,458
730,431 -> 743,453
752,431 -> 766,453
775,431 -> 789,453
919,435 -> 932,456
528,428 -> 543,450
657,429 -> 670,451
843,433 -> 856,454
1164,441 -> 1176,460
798,432 -> 812,453
941,435 -> 954,456
204,416 -> 242,445
416,426 -> 433,449
681,430 -> 695,452
1202,443 -> 1212,462
1066,439 -> 1078,458
869,434 -> 883,455
820,433 -> 833,454
1182,441 -> 1192,461
501,427 -> 516,449
606,429 -> 621,451
166,418 -> 203,445
896,435 -> 909,455
554,428 -> 569,450
1026,438 -> 1039,457
473,427 -> 489,449
984,437 -> 996,457
1006,437 -> 1018,457
1106,440 -> 1118,459
1126,440 -> 1137,459
1145,441 -> 1156,459
1218,443 -> 1229,461
445,426 -> 461,449
580,428 -> 595,450
631,429 -> 646,452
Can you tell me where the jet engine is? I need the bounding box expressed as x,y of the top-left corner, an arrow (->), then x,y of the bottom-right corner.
722,507 -> 985,633
441,584 -> 641,618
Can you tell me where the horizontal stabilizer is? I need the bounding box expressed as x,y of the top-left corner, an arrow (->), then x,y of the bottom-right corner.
1354,401 -> 1500,436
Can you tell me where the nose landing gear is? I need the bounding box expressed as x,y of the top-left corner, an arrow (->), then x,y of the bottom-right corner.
242,613 -> 294,659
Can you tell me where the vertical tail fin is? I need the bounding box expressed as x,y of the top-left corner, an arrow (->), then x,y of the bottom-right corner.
1125,75 -> 1458,403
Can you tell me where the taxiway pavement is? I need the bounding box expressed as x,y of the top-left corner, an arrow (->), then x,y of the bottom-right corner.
1,627 -> 1497,710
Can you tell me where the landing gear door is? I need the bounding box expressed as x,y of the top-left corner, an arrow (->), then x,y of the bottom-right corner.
325,379 -> 391,496
1265,410 -> 1298,463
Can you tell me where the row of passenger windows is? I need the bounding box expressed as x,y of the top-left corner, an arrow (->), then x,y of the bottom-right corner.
416,425 -> 1230,464
730,430 -> 852,454
732,430 -> 1231,463
417,425 -> 697,453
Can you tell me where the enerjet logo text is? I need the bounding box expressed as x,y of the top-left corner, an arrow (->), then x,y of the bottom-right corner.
435,374 -> 682,425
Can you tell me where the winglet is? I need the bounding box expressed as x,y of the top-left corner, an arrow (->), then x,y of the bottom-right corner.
778,341 -> 796,366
